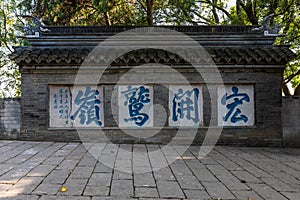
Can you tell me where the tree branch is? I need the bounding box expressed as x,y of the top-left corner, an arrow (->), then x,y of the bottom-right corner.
136,0 -> 147,13
197,0 -> 231,19
0,8 -> 13,53
181,6 -> 199,25
211,0 -> 220,24
192,10 -> 214,24
104,11 -> 111,26
237,0 -> 258,25
283,69 -> 300,85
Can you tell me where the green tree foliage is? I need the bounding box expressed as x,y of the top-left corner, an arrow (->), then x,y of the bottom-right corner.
229,0 -> 300,95
0,0 -> 21,97
0,0 -> 299,96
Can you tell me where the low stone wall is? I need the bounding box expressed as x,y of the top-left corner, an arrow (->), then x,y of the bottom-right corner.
0,97 -> 299,146
282,96 -> 300,147
0,98 -> 21,139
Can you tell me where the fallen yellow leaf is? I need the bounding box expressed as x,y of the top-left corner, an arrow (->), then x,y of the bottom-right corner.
61,186 -> 67,192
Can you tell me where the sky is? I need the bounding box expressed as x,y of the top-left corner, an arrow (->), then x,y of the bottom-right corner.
228,0 -> 236,7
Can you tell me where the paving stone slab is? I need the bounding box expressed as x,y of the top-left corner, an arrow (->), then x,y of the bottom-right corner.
135,187 -> 159,198
231,170 -> 262,183
43,169 -> 71,184
248,183 -> 288,200
261,177 -> 297,192
83,185 -> 110,196
88,173 -> 112,187
62,144 -> 80,150
40,196 -> 91,200
134,172 -> 156,187
0,141 -> 299,199
4,154 -> 33,165
94,163 -> 113,173
42,156 -> 65,166
198,156 -> 219,165
53,150 -> 72,157
112,170 -> 132,180
0,164 -> 16,176
201,181 -> 235,199
92,197 -> 136,200
153,166 -> 176,181
185,160 -> 218,182
274,172 -> 300,185
32,183 -> 61,195
170,163 -> 194,177
206,164 -> 231,175
232,190 -> 264,200
183,189 -> 211,200
242,164 -> 272,178
68,166 -> 94,179
0,195 -> 40,200
78,156 -> 97,167
26,165 -> 56,177
110,179 -> 134,197
58,178 -> 88,196
216,173 -> 249,190
176,175 -> 204,190
156,180 -> 185,198
56,159 -> 79,170
115,159 -> 132,169
281,192 -> 300,199
5,176 -> 44,195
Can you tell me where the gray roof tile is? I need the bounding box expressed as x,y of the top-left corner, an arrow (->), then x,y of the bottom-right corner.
10,47 -> 296,66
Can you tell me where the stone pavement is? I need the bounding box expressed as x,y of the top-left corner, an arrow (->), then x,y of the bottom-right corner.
0,141 -> 299,200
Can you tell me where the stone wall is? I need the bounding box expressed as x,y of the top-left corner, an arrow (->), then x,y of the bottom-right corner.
0,98 -> 21,139
1,90 -> 298,147
19,65 -> 284,146
282,97 -> 300,147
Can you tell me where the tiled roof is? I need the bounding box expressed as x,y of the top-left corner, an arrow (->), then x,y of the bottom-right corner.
11,26 -> 296,66
42,26 -> 259,35
10,46 -> 296,65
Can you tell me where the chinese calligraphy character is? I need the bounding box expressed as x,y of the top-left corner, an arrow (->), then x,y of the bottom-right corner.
64,89 -> 70,124
70,86 -> 102,126
221,86 -> 250,123
58,88 -> 64,119
53,94 -> 58,109
172,88 -> 200,124
50,86 -> 72,127
121,86 -> 150,126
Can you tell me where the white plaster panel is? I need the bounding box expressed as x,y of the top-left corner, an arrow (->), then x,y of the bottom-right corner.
118,85 -> 153,127
218,85 -> 255,126
169,85 -> 203,127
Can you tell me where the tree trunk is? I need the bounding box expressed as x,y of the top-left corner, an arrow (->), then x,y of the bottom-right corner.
238,0 -> 259,25
146,0 -> 153,26
268,0 -> 279,26
236,0 -> 243,23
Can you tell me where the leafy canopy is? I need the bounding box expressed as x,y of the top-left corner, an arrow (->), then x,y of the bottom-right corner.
0,0 -> 299,97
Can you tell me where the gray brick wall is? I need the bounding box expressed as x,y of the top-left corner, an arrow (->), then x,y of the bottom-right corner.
282,97 -> 300,147
19,65 -> 285,146
0,98 -> 21,139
